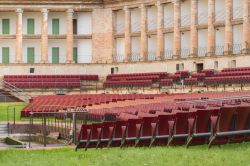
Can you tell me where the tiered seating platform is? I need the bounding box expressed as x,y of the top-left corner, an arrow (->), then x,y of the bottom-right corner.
3,75 -> 98,88
75,91 -> 250,149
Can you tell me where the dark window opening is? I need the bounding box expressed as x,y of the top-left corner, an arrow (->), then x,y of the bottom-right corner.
196,63 -> 204,73
73,19 -> 77,35
30,68 -> 35,73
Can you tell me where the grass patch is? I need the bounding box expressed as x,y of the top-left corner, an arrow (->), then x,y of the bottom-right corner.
0,142 -> 250,166
0,102 -> 27,122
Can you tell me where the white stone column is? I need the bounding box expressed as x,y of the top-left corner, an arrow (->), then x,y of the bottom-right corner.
41,9 -> 49,63
207,0 -> 215,56
156,1 -> 164,60
66,9 -> 74,63
15,8 -> 23,63
224,0 -> 233,54
242,0 -> 250,52
140,4 -> 148,61
124,6 -> 131,62
190,0 -> 198,57
173,0 -> 181,58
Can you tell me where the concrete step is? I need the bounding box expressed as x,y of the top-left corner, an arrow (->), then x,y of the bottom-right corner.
0,131 -> 8,134
0,124 -> 8,135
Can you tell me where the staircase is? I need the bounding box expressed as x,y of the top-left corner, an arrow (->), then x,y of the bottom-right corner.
0,123 -> 8,136
0,80 -> 31,103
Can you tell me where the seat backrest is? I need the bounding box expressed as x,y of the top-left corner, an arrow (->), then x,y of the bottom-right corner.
219,105 -> 237,132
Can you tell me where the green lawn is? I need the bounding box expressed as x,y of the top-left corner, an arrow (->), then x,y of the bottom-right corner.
0,102 -> 27,122
0,142 -> 250,166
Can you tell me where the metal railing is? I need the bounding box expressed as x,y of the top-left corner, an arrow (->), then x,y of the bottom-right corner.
1,80 -> 31,103
197,47 -> 207,57
164,50 -> 173,60
131,52 -> 140,62
148,51 -> 156,61
215,45 -> 224,55
232,43 -> 242,54
180,48 -> 190,58
113,54 -> 124,63
28,108 -> 88,148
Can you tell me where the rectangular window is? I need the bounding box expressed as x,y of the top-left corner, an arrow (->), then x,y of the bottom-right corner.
2,19 -> 10,34
2,47 -> 9,64
214,61 -> 218,70
73,19 -> 77,34
73,47 -> 78,63
176,64 -> 180,71
27,19 -> 35,34
52,19 -> 60,35
52,47 -> 59,64
27,47 -> 35,64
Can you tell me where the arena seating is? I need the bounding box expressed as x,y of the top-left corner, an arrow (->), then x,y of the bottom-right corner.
3,75 -> 98,88
104,72 -> 167,88
5,67 -> 250,90
76,91 -> 250,150
21,94 -> 164,117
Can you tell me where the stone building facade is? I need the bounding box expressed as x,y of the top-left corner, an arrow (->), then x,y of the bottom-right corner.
0,0 -> 249,76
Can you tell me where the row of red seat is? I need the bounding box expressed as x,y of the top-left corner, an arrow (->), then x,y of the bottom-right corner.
103,80 -> 152,88
205,75 -> 250,84
9,82 -> 81,88
5,78 -> 80,82
159,79 -> 173,86
4,75 -> 98,81
214,71 -> 250,77
21,94 -> 163,117
109,75 -> 160,82
4,75 -> 99,89
77,100 -> 250,149
106,72 -> 168,80
222,67 -> 250,72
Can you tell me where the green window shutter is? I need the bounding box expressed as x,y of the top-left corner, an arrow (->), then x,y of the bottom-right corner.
52,19 -> 59,35
27,47 -> 35,64
2,47 -> 9,64
27,19 -> 35,34
52,47 -> 59,64
73,47 -> 78,63
2,19 -> 10,34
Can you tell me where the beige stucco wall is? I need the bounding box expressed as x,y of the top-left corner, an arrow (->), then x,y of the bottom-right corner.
0,54 -> 248,77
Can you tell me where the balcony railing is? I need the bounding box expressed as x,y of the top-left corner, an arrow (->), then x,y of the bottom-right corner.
148,51 -> 156,61
197,47 -> 207,57
198,12 -> 208,24
215,45 -> 224,55
164,50 -> 173,59
233,7 -> 243,19
180,48 -> 190,58
131,52 -> 140,62
215,10 -> 225,22
114,54 -> 124,63
131,22 -> 141,33
181,14 -> 190,26
232,43 -> 242,54
164,17 -> 174,28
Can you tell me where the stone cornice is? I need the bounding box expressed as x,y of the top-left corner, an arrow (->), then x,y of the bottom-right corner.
0,0 -> 103,5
